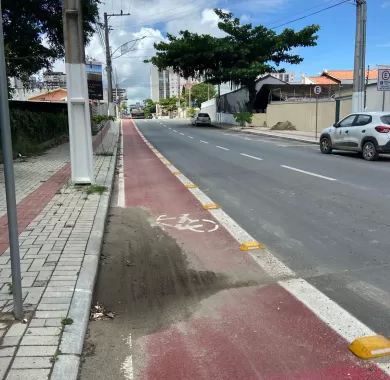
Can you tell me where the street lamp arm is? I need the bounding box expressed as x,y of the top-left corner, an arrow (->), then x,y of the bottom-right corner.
111,36 -> 146,58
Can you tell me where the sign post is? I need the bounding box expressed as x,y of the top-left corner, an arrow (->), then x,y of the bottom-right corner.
0,0 -> 23,319
314,85 -> 322,140
377,68 -> 390,112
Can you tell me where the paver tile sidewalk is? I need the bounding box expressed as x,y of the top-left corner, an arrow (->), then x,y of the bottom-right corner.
0,122 -> 119,379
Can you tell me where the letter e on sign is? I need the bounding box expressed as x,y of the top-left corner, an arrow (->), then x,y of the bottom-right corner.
314,86 -> 322,95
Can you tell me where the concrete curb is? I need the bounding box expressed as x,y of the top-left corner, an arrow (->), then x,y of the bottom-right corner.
51,123 -> 119,380
222,126 -> 319,145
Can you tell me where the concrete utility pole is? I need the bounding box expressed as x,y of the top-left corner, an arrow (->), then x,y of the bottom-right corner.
352,0 -> 367,112
63,0 -> 93,183
103,11 -> 131,103
0,0 -> 23,319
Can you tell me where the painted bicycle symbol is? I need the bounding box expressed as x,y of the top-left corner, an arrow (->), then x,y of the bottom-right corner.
156,213 -> 219,233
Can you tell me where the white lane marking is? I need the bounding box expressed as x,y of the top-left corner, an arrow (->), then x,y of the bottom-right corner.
281,165 -> 337,181
216,145 -> 229,151
200,140 -> 209,144
188,136 -> 194,139
179,132 -> 185,135
240,153 -> 263,161
117,122 -> 125,207
121,334 -> 134,379
132,122 -> 390,376
173,129 -> 178,133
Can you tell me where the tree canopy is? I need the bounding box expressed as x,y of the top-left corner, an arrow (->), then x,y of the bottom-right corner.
148,9 -> 319,109
185,83 -> 216,107
2,0 -> 100,83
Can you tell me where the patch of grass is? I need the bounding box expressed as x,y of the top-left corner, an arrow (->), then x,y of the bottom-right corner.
50,349 -> 62,363
61,317 -> 73,326
6,283 -> 13,295
95,151 -> 113,156
85,184 -> 107,195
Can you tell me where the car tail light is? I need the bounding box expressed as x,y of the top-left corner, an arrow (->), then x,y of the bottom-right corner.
375,126 -> 390,133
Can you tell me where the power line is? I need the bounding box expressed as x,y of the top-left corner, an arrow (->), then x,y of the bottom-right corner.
266,0 -> 349,28
270,0 -> 352,29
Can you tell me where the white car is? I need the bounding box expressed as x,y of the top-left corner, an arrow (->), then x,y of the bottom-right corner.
191,113 -> 211,126
319,112 -> 390,161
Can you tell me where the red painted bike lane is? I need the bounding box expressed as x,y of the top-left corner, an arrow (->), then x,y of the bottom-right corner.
123,119 -> 387,380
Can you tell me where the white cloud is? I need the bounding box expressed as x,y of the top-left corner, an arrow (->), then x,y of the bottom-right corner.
53,0 -> 288,103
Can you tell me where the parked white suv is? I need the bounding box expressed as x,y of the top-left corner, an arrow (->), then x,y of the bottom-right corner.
319,112 -> 390,161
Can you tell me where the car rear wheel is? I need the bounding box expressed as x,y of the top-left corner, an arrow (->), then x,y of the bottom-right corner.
320,137 -> 332,154
362,141 -> 379,161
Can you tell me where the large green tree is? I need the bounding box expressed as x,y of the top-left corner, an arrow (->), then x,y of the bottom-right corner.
148,9 -> 319,110
2,0 -> 100,84
185,82 -> 216,107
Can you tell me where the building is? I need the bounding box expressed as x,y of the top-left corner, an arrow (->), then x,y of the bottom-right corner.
304,69 -> 379,85
28,88 -> 67,102
270,72 -> 295,83
150,65 -> 198,102
43,71 -> 67,89
113,88 -> 127,104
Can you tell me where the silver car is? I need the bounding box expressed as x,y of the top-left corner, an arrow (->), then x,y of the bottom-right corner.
319,112 -> 390,161
192,112 -> 211,126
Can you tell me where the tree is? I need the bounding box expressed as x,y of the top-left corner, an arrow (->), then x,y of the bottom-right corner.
148,9 -> 319,110
185,83 -> 216,107
2,0 -> 100,84
159,97 -> 178,112
143,98 -> 156,117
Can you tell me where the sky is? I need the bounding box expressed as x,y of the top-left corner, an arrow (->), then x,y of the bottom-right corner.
54,0 -> 390,104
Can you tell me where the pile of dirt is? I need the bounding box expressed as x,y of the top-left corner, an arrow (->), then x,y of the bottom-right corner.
271,121 -> 296,131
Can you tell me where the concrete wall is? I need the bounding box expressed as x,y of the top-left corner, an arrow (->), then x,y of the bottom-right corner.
201,98 -> 217,121
251,113 -> 267,127
264,98 -> 353,132
365,85 -> 390,111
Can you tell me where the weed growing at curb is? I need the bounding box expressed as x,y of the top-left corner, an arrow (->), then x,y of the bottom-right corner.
6,283 -> 12,295
95,151 -> 113,156
61,317 -> 74,326
84,185 -> 107,195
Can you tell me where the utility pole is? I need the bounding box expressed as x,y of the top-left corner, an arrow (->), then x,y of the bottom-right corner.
0,0 -> 23,320
63,0 -> 93,183
352,0 -> 367,113
103,11 -> 131,103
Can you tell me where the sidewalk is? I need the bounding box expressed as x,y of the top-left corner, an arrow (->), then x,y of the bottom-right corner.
0,122 -> 119,379
220,123 -> 320,144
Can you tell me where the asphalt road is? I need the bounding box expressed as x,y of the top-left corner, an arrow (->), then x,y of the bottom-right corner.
136,118 -> 390,336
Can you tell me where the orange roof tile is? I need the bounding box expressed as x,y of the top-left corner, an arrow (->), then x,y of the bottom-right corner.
309,76 -> 339,85
324,69 -> 378,81
29,88 -> 67,102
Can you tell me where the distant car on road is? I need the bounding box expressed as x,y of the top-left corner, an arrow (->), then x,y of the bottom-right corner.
319,112 -> 390,161
191,113 -> 211,126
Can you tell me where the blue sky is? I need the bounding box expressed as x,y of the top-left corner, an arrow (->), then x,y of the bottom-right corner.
88,0 -> 389,102
218,0 -> 389,75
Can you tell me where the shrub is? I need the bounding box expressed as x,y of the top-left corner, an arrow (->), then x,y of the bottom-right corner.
187,107 -> 196,118
233,112 -> 253,126
270,121 -> 296,131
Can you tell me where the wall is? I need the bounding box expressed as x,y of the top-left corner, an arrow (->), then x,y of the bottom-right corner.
365,85 -> 390,111
201,98 -> 217,121
251,113 -> 267,127
265,98 -> 352,132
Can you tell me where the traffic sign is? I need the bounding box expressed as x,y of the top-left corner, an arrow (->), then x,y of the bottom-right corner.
377,68 -> 390,91
314,85 -> 322,95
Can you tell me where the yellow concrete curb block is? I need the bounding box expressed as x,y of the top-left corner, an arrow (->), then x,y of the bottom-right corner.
202,203 -> 220,210
185,184 -> 198,189
240,241 -> 265,251
349,335 -> 390,359
172,171 -> 181,176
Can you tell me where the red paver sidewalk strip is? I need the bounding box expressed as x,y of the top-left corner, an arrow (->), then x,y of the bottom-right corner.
0,123 -> 111,255
123,119 -> 388,380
